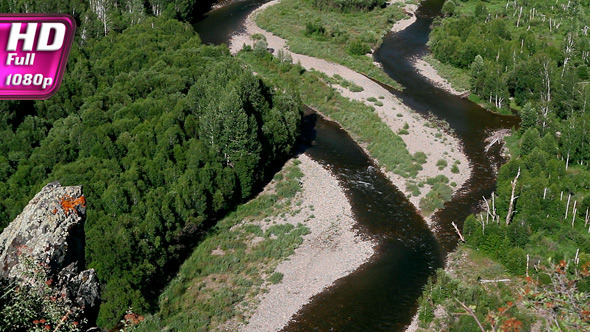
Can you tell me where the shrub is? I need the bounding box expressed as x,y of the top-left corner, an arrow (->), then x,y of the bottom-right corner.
347,39 -> 370,56
413,151 -> 428,164
419,183 -> 453,214
268,272 -> 284,284
349,84 -> 364,92
441,0 -> 456,16
305,20 -> 326,38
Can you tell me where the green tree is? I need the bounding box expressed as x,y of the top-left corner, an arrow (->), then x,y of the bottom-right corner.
520,127 -> 541,156
520,102 -> 538,129
470,54 -> 484,93
441,0 -> 456,16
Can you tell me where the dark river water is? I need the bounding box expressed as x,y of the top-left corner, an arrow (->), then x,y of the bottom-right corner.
194,0 -> 519,330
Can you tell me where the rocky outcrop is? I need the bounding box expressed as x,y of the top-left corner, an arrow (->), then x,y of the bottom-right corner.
0,181 -> 100,323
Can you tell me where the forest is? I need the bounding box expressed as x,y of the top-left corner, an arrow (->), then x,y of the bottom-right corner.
0,0 -> 301,328
417,0 -> 590,330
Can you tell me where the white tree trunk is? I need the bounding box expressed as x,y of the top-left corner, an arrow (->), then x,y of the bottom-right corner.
565,193 -> 571,219
506,167 -> 520,225
452,222 -> 465,242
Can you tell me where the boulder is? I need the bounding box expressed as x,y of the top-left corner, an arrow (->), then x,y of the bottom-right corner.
0,181 -> 100,324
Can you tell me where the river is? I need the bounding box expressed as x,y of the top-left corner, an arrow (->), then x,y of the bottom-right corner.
193,0 -> 519,330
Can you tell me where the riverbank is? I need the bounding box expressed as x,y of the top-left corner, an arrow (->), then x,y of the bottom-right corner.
229,0 -> 471,227
413,57 -> 469,96
233,154 -> 375,331
389,0 -> 417,33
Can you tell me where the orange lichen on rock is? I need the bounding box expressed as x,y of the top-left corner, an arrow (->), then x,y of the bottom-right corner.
58,195 -> 86,216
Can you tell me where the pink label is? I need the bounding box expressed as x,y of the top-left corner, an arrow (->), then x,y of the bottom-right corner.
0,14 -> 76,100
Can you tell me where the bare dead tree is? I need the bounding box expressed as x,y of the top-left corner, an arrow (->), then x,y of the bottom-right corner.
479,213 -> 486,234
565,193 -> 571,220
492,191 -> 498,223
540,59 -> 553,130
543,187 -> 548,199
90,0 -> 111,36
452,222 -> 465,242
483,196 -> 491,222
571,201 -> 577,228
562,32 -> 575,77
454,298 -> 489,332
506,167 -> 520,225
480,278 -> 512,283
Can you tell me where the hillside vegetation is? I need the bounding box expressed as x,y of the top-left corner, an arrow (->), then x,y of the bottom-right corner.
416,0 -> 590,330
431,0 -> 590,120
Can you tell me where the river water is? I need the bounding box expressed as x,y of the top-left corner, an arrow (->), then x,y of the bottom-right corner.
194,0 -> 519,330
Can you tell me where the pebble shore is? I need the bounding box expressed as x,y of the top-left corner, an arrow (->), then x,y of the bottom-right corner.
237,154 -> 375,332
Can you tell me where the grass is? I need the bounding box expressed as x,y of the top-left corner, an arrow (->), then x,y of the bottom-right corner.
137,161 -> 310,331
238,50 -> 422,178
366,96 -> 384,106
412,151 -> 427,165
267,272 -> 284,284
422,54 -> 471,92
419,175 -> 453,215
436,159 -> 448,170
327,74 -> 364,92
406,180 -> 421,196
366,97 -> 383,106
255,0 -> 407,89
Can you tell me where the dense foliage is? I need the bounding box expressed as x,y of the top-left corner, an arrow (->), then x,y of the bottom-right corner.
429,0 -> 590,279
417,0 -> 590,329
0,0 -> 212,37
431,0 -> 590,147
463,129 -> 590,276
0,1 -> 302,328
